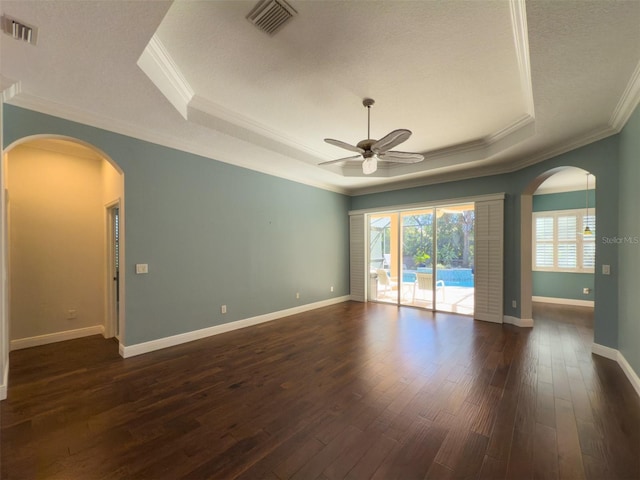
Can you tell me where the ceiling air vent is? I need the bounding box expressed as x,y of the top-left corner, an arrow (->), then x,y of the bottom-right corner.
1,14 -> 37,45
247,0 -> 297,36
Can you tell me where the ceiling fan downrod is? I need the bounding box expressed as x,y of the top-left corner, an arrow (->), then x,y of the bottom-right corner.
363,98 -> 374,140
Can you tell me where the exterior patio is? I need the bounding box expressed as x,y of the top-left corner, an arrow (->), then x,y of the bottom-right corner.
369,269 -> 475,315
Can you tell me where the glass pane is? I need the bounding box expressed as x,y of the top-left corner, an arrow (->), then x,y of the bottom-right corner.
400,209 -> 434,309
435,204 -> 475,315
369,214 -> 398,304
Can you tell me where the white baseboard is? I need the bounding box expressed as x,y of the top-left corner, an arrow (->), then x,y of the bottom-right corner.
591,342 -> 618,360
592,343 -> 640,399
120,296 -> 351,358
10,325 -> 105,351
533,296 -> 594,307
504,315 -> 534,327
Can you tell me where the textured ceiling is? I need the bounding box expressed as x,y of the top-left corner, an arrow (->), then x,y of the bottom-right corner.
1,0 -> 639,194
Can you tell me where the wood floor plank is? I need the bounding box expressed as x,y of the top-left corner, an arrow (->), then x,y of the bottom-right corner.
555,397 -> 586,480
2,301 -> 639,480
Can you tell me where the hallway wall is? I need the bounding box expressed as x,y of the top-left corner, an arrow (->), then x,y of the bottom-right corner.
8,143 -> 107,343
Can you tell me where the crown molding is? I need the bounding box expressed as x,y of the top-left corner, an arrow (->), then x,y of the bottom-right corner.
137,34 -> 194,119
509,0 -> 535,116
0,76 -> 21,102
507,126 -> 618,173
610,60 -> 640,131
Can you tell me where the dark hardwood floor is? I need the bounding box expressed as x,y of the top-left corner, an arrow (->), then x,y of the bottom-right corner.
2,301 -> 639,479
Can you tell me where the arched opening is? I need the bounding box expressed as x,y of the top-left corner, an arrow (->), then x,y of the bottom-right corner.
521,166 -> 596,329
1,135 -> 125,384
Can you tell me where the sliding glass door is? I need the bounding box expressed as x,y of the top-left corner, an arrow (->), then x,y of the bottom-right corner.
400,209 -> 435,309
435,204 -> 475,314
368,203 -> 475,315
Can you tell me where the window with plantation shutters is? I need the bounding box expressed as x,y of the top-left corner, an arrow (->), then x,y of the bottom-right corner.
533,209 -> 595,273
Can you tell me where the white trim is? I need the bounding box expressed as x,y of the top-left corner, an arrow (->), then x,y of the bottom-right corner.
617,351 -> 640,398
592,343 -> 640,399
349,193 -> 506,216
509,0 -> 535,117
532,296 -> 594,307
136,35 -> 194,119
503,315 -> 534,328
120,296 -> 350,358
10,325 -> 105,351
591,342 -> 618,360
610,60 -> 640,131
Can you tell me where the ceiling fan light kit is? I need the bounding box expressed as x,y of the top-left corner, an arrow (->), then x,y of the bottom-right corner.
320,98 -> 425,174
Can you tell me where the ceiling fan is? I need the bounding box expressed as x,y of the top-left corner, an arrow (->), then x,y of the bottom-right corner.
319,98 -> 424,174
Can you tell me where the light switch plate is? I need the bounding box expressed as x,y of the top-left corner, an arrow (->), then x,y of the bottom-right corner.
602,264 -> 610,275
136,263 -> 149,274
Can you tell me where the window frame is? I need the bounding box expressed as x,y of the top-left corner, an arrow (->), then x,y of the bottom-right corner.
533,208 -> 595,273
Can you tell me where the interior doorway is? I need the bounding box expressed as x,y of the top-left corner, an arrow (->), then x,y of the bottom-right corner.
106,203 -> 121,339
3,137 -> 124,353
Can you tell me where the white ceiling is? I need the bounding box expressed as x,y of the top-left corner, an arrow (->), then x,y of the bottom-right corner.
1,0 -> 639,195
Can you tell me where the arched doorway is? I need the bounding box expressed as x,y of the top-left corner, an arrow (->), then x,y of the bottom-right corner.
1,135 -> 125,396
520,166 -> 596,324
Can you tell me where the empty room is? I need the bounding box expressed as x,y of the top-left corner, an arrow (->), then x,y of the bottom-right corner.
1,0 -> 639,479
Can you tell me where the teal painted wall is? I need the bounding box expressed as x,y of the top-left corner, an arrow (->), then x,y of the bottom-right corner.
533,190 -> 594,212
532,272 -> 594,301
351,135 -> 620,349
617,103 -> 640,378
532,191 -> 595,301
3,105 -> 350,345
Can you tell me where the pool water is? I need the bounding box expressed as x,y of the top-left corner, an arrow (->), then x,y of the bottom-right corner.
400,268 -> 474,287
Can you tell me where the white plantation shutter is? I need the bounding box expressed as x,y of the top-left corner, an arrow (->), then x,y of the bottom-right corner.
349,214 -> 366,302
474,199 -> 504,323
535,216 -> 554,268
533,209 -> 595,272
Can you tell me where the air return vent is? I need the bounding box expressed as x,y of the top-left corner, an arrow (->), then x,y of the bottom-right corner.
247,0 -> 297,36
1,14 -> 37,45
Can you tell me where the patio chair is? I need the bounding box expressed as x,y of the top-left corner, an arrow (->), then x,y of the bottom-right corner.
376,269 -> 397,297
413,272 -> 445,302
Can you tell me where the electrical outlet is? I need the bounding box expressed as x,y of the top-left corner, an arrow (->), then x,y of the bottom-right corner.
67,309 -> 77,320
221,305 -> 227,314
583,287 -> 591,295
512,300 -> 517,308
296,292 -> 300,299
330,286 -> 334,292
602,264 -> 610,275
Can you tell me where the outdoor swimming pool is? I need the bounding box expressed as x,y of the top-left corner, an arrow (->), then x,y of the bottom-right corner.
400,268 -> 474,287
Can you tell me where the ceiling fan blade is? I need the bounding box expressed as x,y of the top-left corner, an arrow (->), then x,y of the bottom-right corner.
318,155 -> 362,166
378,151 -> 424,163
324,138 -> 365,154
371,129 -> 412,153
